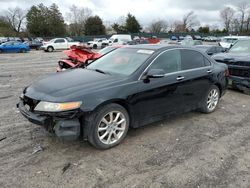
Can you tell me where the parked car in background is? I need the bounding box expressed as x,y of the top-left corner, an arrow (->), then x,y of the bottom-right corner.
41,38 -> 80,52
213,39 -> 250,94
0,37 -> 8,44
181,39 -> 203,46
24,40 -> 43,50
0,41 -> 30,53
193,35 -> 202,40
195,45 -> 225,56
57,45 -> 122,72
87,38 -> 108,49
18,45 -> 228,149
219,36 -> 250,49
203,36 -> 218,42
170,36 -> 178,40
107,34 -> 132,45
35,37 -> 44,43
184,35 -> 193,40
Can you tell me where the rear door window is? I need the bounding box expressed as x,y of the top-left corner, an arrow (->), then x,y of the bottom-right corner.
55,39 -> 65,43
180,49 -> 205,70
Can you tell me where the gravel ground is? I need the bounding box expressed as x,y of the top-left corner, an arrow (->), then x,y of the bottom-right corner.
0,51 -> 250,188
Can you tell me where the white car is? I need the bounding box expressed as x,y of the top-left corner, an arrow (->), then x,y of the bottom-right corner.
219,36 -> 250,49
41,38 -> 80,52
108,34 -> 132,45
87,38 -> 109,49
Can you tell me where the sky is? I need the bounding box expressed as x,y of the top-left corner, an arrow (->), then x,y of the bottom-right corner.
0,0 -> 247,28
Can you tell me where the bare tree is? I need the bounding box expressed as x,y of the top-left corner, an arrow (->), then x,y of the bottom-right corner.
182,11 -> 199,31
66,5 -> 92,36
237,2 -> 250,32
5,7 -> 26,33
148,19 -> 168,33
246,9 -> 250,31
220,7 -> 235,32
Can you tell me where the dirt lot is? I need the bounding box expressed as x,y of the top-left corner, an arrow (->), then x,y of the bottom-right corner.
0,51 -> 250,188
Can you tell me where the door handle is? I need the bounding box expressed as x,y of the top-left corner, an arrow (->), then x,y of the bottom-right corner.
207,70 -> 213,74
176,76 -> 185,81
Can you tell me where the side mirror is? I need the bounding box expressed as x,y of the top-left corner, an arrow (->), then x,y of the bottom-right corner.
145,69 -> 165,79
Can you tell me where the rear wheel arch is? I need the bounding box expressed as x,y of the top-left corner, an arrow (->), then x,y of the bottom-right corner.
214,83 -> 222,97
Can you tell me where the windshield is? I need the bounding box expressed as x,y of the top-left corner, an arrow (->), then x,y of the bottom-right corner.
222,38 -> 238,43
87,48 -> 153,76
229,40 -> 250,53
98,46 -> 117,55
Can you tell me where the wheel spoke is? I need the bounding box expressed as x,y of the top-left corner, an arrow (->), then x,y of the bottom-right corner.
113,112 -> 120,122
113,132 -> 119,140
109,112 -> 114,123
100,131 -> 108,140
107,132 -> 112,144
101,117 -> 109,125
117,119 -> 125,125
98,126 -> 108,132
116,127 -> 125,131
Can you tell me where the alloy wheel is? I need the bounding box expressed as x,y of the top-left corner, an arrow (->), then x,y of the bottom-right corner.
207,89 -> 219,111
97,111 -> 126,145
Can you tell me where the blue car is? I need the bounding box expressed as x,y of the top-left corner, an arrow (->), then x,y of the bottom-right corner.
0,41 -> 30,53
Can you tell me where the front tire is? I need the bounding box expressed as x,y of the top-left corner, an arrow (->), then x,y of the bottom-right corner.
47,46 -> 53,52
85,103 -> 129,149
20,48 -> 25,53
200,85 -> 220,113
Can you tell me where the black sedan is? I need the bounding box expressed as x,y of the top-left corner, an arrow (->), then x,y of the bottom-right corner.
212,39 -> 250,94
195,45 -> 225,56
17,45 -> 228,149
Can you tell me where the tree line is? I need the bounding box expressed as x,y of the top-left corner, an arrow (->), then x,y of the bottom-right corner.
0,2 -> 250,37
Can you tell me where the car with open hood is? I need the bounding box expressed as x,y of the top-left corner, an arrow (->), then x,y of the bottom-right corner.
17,45 -> 228,149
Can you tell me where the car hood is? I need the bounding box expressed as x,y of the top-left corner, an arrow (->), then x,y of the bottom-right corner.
25,69 -> 127,102
212,52 -> 250,62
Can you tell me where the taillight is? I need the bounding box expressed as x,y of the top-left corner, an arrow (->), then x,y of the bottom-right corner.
225,69 -> 230,77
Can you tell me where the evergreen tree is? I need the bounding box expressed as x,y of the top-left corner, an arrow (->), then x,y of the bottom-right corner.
84,16 -> 106,35
125,13 -> 141,33
26,3 -> 66,37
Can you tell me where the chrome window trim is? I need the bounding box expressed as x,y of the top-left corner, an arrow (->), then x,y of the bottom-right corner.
138,48 -> 213,80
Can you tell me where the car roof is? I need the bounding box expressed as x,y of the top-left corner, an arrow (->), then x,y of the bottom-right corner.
124,44 -> 182,51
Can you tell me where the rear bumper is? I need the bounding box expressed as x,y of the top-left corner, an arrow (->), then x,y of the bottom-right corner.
17,100 -> 81,141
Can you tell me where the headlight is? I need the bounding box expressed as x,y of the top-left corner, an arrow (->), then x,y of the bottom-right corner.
34,101 -> 82,112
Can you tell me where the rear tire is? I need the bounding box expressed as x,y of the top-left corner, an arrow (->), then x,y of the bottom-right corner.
199,85 -> 220,113
84,103 -> 129,149
93,44 -> 97,49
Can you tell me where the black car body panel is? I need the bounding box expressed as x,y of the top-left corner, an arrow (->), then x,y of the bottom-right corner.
18,45 -> 228,141
212,52 -> 250,91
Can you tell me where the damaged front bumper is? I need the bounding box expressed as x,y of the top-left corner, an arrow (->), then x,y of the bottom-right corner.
17,99 -> 81,141
228,75 -> 250,93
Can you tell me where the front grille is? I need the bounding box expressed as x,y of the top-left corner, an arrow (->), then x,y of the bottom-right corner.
229,68 -> 250,78
215,59 -> 250,78
23,96 -> 39,112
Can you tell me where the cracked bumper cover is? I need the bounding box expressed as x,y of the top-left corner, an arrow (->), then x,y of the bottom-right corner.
229,75 -> 250,90
17,100 -> 81,141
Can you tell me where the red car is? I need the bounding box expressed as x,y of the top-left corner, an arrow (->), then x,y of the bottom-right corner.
57,45 -> 122,72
